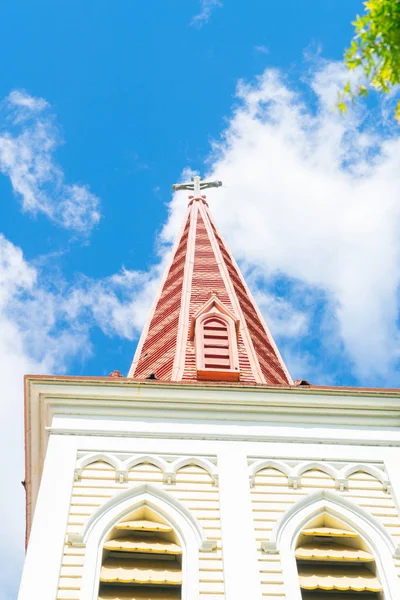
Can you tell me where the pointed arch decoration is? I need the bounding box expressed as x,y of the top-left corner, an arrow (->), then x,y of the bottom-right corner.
290,461 -> 337,490
68,483 -> 215,550
248,459 -> 391,492
74,453 -> 219,485
76,483 -> 217,600
339,463 -> 390,491
124,454 -> 169,474
260,490 -> 400,600
249,459 -> 291,487
165,456 -> 218,485
74,452 -> 124,482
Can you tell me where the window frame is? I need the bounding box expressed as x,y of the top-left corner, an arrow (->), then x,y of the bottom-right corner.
263,490 -> 400,600
79,484 -> 206,600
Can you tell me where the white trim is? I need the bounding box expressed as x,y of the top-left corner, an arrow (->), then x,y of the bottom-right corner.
292,461 -> 337,480
249,459 -> 291,486
71,483 -> 209,547
249,459 -> 390,491
18,436 -> 77,600
48,425 -> 400,447
172,201 -> 198,381
340,462 -> 389,488
75,452 -> 124,481
73,452 -> 218,485
262,490 -> 400,600
167,456 -> 218,485
218,447 -> 262,599
79,483 -> 215,600
124,454 -> 169,472
76,452 -> 123,471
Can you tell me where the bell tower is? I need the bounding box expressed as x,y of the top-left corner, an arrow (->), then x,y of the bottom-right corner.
18,176 -> 400,600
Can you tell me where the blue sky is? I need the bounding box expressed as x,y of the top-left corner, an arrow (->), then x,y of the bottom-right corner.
3,0 -> 400,597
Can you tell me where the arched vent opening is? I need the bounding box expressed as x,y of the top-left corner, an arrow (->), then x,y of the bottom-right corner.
202,317 -> 231,370
296,514 -> 384,600
98,507 -> 182,600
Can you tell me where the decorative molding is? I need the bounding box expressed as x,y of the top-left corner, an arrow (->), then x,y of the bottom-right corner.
189,293 -> 239,340
340,463 -> 390,491
249,459 -> 291,487
74,452 -> 124,482
48,425 -> 400,447
260,541 -> 279,555
200,540 -> 218,552
288,475 -> 301,490
249,458 -> 390,493
167,456 -> 218,486
25,377 -> 400,527
74,452 -> 218,486
263,490 -> 398,556
67,483 -> 216,552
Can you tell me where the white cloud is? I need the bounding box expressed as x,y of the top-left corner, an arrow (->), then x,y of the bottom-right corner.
191,0 -> 222,27
185,60 -> 400,383
254,45 -> 269,55
0,233 -> 163,598
0,90 -> 100,233
64,265 -> 165,340
7,90 -> 49,115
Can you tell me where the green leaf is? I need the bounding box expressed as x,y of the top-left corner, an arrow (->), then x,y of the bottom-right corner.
341,0 -> 400,122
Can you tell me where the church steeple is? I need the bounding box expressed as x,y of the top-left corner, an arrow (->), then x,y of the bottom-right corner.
128,176 -> 292,385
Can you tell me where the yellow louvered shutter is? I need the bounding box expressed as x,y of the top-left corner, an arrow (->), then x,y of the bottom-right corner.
296,521 -> 383,599
98,514 -> 182,600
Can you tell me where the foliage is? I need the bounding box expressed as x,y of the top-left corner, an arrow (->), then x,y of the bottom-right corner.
340,0 -> 400,122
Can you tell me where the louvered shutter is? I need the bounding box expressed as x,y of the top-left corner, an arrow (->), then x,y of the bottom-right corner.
296,525 -> 382,599
98,517 -> 182,600
202,318 -> 231,370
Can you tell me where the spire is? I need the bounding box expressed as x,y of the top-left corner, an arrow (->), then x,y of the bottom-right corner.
128,177 -> 292,385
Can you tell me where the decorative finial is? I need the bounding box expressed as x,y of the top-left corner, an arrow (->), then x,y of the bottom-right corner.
109,370 -> 123,378
172,175 -> 222,198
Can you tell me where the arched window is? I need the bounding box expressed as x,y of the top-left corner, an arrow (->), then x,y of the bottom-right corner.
295,514 -> 383,600
98,508 -> 182,600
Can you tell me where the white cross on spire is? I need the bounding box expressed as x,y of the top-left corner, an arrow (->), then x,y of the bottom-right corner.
172,174 -> 222,197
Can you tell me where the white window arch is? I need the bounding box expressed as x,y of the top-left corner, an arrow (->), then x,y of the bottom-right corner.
78,484 -> 213,600
261,490 -> 400,600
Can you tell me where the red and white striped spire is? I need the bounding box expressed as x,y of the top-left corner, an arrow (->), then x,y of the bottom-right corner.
128,176 -> 292,385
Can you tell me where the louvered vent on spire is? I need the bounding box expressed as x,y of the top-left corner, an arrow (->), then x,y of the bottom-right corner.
128,176 -> 292,386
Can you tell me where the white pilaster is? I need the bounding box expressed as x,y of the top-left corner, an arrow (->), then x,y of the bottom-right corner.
384,451 -> 400,524
217,445 -> 262,599
18,434 -> 77,600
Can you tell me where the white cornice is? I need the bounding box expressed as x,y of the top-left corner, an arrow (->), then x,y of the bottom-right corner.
24,376 -> 400,526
